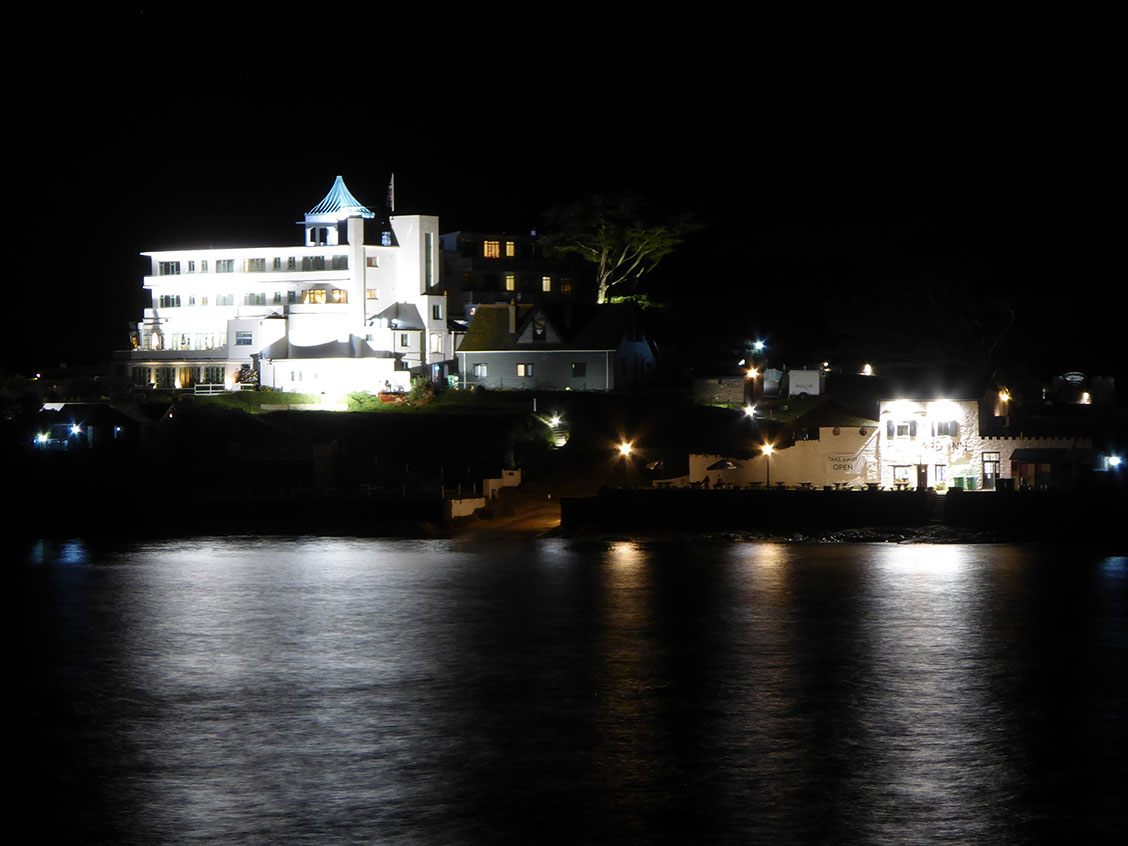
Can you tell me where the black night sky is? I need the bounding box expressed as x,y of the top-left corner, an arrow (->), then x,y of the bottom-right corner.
8,5 -> 1125,383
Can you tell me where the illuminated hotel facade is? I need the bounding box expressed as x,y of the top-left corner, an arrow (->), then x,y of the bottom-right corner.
124,177 -> 452,396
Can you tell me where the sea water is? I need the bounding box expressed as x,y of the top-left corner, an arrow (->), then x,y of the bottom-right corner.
15,538 -> 1127,844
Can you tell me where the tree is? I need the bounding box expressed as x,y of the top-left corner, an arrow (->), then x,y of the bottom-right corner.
542,192 -> 697,304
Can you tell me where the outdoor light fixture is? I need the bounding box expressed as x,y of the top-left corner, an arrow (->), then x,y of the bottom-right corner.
753,341 -> 766,352
549,414 -> 561,427
36,433 -> 48,443
70,425 -> 81,436
999,390 -> 1011,403
1109,455 -> 1122,468
762,442 -> 775,488
862,363 -> 874,376
928,400 -> 961,421
745,368 -> 758,381
617,441 -> 633,457
743,404 -> 756,418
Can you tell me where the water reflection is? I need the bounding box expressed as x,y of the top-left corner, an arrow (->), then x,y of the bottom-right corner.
859,545 -> 1014,842
15,539 -> 1126,844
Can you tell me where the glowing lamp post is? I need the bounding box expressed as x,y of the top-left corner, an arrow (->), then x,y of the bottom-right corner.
762,443 -> 775,488
617,440 -> 634,488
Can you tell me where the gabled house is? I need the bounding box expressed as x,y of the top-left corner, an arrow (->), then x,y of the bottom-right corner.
456,303 -> 656,391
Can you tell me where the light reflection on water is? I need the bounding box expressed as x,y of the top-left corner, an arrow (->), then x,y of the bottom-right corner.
15,539 -> 1127,844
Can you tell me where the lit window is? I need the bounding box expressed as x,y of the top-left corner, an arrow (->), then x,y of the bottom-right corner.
302,289 -> 328,304
505,241 -> 516,257
542,275 -> 552,292
517,363 -> 534,377
505,273 -> 516,291
330,289 -> 348,304
366,289 -> 378,300
484,240 -> 500,258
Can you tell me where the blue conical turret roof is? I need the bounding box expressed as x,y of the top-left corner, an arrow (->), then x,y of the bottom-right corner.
305,176 -> 376,223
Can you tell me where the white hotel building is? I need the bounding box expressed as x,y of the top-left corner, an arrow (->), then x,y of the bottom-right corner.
125,177 -> 451,396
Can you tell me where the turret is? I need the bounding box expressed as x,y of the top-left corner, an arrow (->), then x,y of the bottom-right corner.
301,175 -> 375,246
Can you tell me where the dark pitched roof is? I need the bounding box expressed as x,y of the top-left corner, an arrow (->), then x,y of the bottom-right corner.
458,303 -> 645,352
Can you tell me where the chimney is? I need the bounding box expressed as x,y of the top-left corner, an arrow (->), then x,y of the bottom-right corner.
508,301 -> 517,334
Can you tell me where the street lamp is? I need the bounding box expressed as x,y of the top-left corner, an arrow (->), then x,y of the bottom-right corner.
616,440 -> 634,488
762,443 -> 774,488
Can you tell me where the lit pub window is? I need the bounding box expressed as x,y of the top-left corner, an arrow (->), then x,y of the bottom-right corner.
483,241 -> 500,258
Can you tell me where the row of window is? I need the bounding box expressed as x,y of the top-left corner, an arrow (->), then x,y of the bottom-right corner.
157,256 -> 352,275
482,240 -> 518,259
471,362 -> 587,378
885,419 -> 960,439
891,453 -> 1003,487
131,366 -> 225,387
145,331 -> 226,351
153,289 -> 349,308
469,273 -> 572,294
